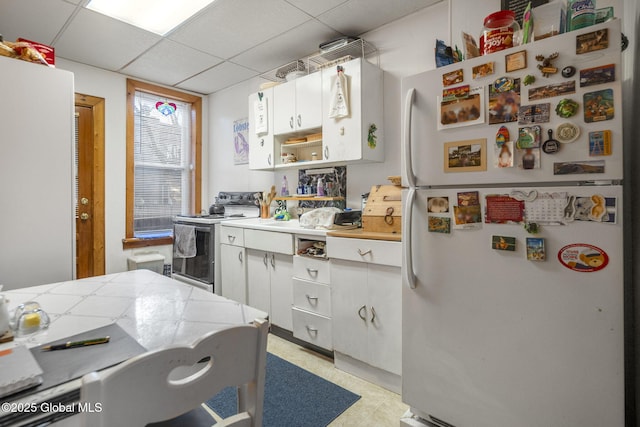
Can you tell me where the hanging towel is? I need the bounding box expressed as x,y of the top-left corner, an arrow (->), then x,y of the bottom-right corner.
254,96 -> 268,135
173,224 -> 196,258
328,69 -> 349,119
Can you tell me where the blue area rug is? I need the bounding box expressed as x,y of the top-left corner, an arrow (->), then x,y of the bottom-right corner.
206,353 -> 360,427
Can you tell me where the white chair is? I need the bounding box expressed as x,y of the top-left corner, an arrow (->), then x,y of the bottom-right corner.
80,319 -> 269,427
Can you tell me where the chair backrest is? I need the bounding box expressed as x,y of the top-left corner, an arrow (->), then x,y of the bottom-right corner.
80,318 -> 269,427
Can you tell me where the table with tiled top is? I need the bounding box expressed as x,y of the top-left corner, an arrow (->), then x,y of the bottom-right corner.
0,269 -> 267,426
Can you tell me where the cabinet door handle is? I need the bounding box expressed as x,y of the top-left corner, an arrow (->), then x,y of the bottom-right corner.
306,267 -> 318,277
297,114 -> 301,127
370,306 -> 377,324
263,253 -> 268,267
227,235 -> 235,243
238,251 -> 243,263
289,116 -> 294,129
305,325 -> 318,335
268,153 -> 272,165
357,248 -> 372,256
358,305 -> 367,322
324,146 -> 329,160
270,253 -> 276,268
260,138 -> 264,147
306,294 -> 318,304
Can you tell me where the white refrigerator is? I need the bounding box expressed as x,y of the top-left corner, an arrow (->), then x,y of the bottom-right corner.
0,56 -> 75,290
400,20 -> 625,427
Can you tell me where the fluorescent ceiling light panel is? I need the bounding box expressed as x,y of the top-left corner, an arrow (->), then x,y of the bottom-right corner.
86,0 -> 215,35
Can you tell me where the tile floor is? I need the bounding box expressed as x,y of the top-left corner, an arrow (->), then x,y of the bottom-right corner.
267,333 -> 408,427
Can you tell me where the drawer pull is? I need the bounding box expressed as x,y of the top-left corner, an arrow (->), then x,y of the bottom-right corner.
357,248 -> 372,256
305,294 -> 318,305
358,305 -> 367,321
370,306 -> 377,324
306,268 -> 318,277
227,235 -> 236,243
305,325 -> 318,335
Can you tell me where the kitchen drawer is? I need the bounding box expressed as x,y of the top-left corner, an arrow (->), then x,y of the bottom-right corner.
292,277 -> 331,317
220,225 -> 244,246
244,229 -> 294,254
292,307 -> 332,351
327,236 -> 401,267
293,255 -> 330,284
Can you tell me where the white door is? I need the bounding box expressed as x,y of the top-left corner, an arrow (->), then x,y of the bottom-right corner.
367,263 -> 401,375
273,81 -> 296,135
402,186 -> 624,427
330,258 -> 368,362
248,89 -> 274,169
321,58 -> 363,162
269,252 -> 294,330
220,244 -> 246,304
295,72 -> 322,131
246,249 -> 271,316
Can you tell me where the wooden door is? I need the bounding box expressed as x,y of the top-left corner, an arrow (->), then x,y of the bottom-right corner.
75,94 -> 105,278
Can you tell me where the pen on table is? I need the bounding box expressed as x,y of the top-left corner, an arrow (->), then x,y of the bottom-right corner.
41,336 -> 110,351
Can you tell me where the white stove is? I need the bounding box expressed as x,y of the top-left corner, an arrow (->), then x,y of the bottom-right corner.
172,192 -> 260,292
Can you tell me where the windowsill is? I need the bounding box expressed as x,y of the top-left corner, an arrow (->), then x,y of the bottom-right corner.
122,236 -> 173,250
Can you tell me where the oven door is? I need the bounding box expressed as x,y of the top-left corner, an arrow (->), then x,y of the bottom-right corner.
172,222 -> 215,290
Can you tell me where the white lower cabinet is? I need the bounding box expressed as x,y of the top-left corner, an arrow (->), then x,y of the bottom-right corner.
219,226 -> 247,303
291,253 -> 332,350
327,236 -> 401,392
245,229 -> 294,331
220,244 -> 246,304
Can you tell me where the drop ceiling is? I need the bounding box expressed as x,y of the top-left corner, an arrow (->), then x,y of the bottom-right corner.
0,0 -> 442,95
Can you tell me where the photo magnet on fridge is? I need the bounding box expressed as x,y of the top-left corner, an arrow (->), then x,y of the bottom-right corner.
526,237 -> 546,261
492,235 -> 516,251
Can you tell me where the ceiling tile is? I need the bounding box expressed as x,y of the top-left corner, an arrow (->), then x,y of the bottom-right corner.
232,20 -> 342,73
176,61 -> 259,94
318,0 -> 443,36
121,39 -> 223,87
54,8 -> 160,71
284,0 -> 349,17
169,0 -> 311,60
0,0 -> 76,44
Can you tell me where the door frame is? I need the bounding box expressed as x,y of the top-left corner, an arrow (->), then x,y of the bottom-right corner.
75,93 -> 106,276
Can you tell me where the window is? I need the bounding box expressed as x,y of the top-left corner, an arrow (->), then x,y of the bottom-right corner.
124,79 -> 202,249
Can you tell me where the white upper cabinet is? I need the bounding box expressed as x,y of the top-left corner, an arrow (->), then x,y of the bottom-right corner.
321,58 -> 384,164
248,88 -> 275,169
273,72 -> 322,135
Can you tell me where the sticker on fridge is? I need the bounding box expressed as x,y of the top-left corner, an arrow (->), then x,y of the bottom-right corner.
558,243 -> 609,272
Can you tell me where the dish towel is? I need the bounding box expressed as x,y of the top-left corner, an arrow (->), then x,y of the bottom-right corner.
299,207 -> 342,229
173,224 -> 196,258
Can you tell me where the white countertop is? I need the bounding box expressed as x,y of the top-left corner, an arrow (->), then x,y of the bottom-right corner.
221,218 -> 329,237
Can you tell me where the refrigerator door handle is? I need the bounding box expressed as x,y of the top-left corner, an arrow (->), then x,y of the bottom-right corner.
402,88 -> 417,188
403,188 -> 417,289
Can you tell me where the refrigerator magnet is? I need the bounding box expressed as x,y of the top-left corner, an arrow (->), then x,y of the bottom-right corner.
558,243 -> 609,272
492,235 -> 516,251
428,216 -> 451,233
542,129 -> 560,154
526,237 -> 546,261
556,123 -> 580,144
588,130 -> 612,156
496,141 -> 514,168
584,89 -> 614,123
